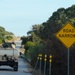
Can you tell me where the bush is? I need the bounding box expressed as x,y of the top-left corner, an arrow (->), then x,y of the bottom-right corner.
24,41 -> 36,51
25,43 -> 45,66
0,39 -> 2,44
5,36 -> 13,40
25,41 -> 35,47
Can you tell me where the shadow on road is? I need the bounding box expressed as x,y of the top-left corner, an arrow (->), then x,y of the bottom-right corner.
0,68 -> 14,71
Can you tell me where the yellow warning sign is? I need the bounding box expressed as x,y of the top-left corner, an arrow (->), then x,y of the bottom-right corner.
56,23 -> 75,48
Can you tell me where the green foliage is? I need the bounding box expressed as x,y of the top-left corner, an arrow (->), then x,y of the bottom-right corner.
5,36 -> 13,40
31,32 -> 41,43
0,36 -> 4,44
21,36 -> 32,45
0,26 -> 5,32
33,5 -> 75,51
0,39 -> 3,44
0,26 -> 14,36
22,5 -> 75,75
24,5 -> 75,75
0,26 -> 14,43
25,41 -> 36,50
26,43 -> 45,60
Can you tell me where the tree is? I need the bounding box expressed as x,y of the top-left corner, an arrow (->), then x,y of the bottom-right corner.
28,5 -> 75,75
5,36 -> 13,40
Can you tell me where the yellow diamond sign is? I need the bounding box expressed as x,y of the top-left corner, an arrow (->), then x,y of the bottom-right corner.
56,23 -> 75,48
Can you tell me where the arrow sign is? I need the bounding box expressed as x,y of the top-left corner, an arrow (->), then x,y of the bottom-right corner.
56,23 -> 75,48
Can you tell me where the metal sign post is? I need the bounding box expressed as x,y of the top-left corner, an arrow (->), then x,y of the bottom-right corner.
55,23 -> 75,75
34,57 -> 39,70
49,55 -> 52,75
44,54 -> 47,75
68,48 -> 69,75
38,54 -> 42,75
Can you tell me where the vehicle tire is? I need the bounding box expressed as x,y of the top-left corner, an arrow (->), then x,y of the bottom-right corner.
13,65 -> 18,71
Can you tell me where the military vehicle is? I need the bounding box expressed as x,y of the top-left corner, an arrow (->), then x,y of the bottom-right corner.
0,42 -> 18,71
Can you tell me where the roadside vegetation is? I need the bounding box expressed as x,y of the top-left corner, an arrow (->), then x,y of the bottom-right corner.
0,26 -> 14,44
21,5 -> 75,75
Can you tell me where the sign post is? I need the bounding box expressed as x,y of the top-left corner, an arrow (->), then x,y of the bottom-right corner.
49,55 -> 52,75
68,48 -> 69,75
38,54 -> 42,75
44,54 -> 47,75
55,23 -> 75,75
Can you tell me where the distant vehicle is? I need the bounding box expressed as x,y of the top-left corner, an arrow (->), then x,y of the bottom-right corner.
0,42 -> 18,71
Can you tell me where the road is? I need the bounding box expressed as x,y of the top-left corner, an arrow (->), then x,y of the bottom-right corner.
0,40 -> 33,75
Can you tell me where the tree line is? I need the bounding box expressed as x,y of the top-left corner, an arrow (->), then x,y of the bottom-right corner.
0,26 -> 14,44
21,5 -> 75,75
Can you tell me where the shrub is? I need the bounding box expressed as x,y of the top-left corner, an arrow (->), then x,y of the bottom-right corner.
5,36 -> 13,40
24,41 -> 36,51
0,39 -> 2,44
26,43 -> 45,66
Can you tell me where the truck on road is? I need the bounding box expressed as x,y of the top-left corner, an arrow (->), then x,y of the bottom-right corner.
0,42 -> 18,71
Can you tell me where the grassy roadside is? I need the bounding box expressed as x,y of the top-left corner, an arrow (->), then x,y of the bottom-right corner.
20,54 -> 44,75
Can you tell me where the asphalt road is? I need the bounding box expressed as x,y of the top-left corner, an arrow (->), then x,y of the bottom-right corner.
0,58 -> 33,75
0,40 -> 33,75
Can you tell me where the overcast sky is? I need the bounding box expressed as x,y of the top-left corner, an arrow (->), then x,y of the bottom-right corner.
0,0 -> 75,36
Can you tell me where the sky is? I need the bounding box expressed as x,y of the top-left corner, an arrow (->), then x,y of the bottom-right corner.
0,0 -> 75,36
